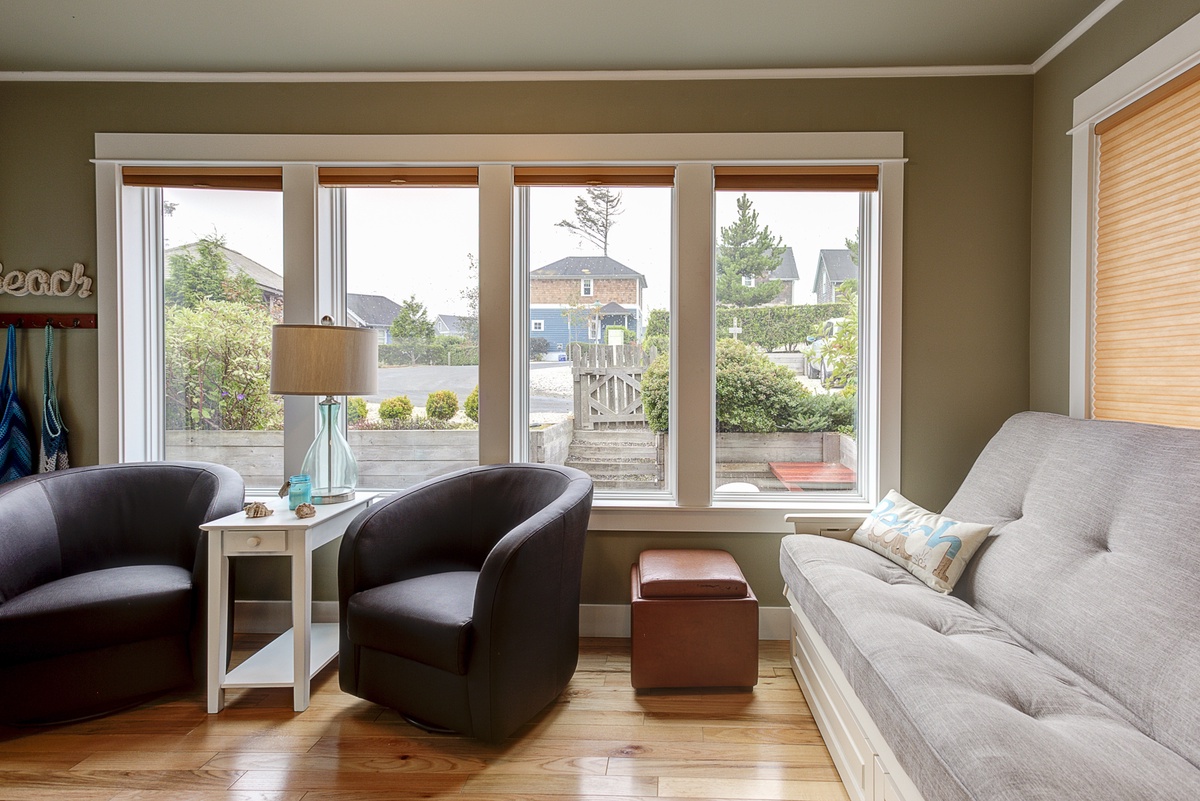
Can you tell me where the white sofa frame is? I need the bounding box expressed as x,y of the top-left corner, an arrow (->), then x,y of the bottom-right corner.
785,581 -> 928,801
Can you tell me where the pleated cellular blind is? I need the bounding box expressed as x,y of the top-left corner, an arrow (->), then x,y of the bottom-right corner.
1092,64 -> 1200,428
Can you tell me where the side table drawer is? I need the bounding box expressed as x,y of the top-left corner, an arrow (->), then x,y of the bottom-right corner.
224,529 -> 287,554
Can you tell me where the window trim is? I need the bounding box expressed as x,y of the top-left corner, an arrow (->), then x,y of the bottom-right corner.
96,131 -> 904,532
1069,14 -> 1200,418
580,278 -> 594,297
531,319 -> 544,332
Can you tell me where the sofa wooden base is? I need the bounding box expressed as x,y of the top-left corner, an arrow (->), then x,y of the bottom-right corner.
785,586 -> 926,801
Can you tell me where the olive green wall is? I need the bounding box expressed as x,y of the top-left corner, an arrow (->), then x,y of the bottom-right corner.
0,76 -> 1033,606
1030,0 -> 1200,413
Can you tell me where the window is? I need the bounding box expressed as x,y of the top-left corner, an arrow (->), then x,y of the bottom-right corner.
327,168 -> 480,489
99,132 -> 902,531
712,167 -> 876,498
516,167 -> 673,494
1069,14 -> 1200,424
118,168 -> 285,489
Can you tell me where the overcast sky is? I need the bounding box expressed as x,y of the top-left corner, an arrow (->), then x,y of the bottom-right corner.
163,186 -> 859,317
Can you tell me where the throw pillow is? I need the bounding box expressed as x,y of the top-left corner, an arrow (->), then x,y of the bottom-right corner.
851,490 -> 992,593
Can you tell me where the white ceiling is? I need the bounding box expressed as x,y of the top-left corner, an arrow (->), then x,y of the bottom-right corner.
1,0 -> 1112,75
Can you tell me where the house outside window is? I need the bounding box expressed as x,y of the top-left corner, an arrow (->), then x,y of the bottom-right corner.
98,132 -> 902,533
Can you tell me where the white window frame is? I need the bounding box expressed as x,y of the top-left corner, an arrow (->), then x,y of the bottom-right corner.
587,317 -> 600,341
531,319 -> 545,332
741,274 -> 756,288
96,132 -> 903,533
581,278 -> 594,297
1069,12 -> 1200,418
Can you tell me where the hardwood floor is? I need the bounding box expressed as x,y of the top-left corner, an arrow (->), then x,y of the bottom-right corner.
0,638 -> 848,801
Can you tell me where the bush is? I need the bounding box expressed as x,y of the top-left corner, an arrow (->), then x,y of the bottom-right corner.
379,395 -> 413,420
425,389 -> 459,421
646,304 -> 849,352
346,396 -> 368,424
642,352 -> 670,433
643,338 -> 812,434
715,339 -> 809,433
529,337 -> 550,360
784,391 -> 856,435
603,325 -> 636,345
464,385 -> 479,422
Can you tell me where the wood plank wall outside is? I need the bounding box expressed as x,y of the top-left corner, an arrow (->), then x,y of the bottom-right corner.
0,638 -> 848,801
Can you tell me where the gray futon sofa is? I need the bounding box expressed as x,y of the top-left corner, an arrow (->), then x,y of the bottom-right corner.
780,412 -> 1200,801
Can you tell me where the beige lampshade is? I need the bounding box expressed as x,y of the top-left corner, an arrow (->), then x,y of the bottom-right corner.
270,323 -> 379,396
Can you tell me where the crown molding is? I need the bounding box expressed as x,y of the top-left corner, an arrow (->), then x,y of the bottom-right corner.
1,64 -> 1034,83
0,1 -> 1126,84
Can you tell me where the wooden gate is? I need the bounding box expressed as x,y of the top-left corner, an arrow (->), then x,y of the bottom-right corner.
571,343 -> 657,430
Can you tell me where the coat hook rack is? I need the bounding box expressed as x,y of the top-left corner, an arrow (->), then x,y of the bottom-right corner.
0,313 -> 97,330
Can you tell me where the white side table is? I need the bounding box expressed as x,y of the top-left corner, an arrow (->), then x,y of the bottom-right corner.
202,493 -> 376,713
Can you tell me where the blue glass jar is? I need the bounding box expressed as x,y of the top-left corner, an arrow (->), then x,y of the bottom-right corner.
288,474 -> 312,510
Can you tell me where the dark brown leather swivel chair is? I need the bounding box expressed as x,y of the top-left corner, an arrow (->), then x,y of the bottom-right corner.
0,462 -> 244,724
338,463 -> 593,742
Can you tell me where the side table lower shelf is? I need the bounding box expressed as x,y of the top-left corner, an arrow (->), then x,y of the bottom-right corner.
224,623 -> 340,688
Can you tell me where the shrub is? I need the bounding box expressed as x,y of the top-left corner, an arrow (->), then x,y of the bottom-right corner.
784,391 -> 856,435
645,339 -> 812,434
379,395 -> 413,420
464,385 -> 479,422
425,389 -> 459,421
642,352 -> 670,433
603,325 -> 637,345
529,337 -> 550,360
346,396 -> 368,424
714,339 -> 809,433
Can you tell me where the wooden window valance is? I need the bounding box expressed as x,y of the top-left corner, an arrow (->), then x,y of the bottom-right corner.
317,167 -> 479,187
121,166 -> 282,191
714,165 -> 878,192
513,166 -> 675,187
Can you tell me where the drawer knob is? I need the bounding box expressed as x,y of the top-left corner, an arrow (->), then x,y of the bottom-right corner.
246,536 -> 262,548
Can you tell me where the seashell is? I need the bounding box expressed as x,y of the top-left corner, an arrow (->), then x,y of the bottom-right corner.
244,501 -> 274,518
295,503 -> 317,519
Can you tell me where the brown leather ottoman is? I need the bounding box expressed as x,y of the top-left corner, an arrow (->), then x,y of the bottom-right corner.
630,549 -> 759,689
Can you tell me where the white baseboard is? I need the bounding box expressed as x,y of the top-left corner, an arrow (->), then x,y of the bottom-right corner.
235,600 -> 791,640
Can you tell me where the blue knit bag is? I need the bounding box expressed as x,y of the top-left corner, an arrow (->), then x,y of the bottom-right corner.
0,325 -> 34,484
40,323 -> 69,472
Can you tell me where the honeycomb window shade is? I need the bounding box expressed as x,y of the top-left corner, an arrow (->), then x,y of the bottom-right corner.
1092,63 -> 1200,428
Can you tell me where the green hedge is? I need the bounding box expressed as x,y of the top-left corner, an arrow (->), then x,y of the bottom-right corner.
644,304 -> 848,352
379,336 -> 480,366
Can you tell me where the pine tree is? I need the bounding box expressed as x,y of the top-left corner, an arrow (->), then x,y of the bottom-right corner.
716,194 -> 785,307
165,234 -> 233,308
389,295 -> 437,341
556,187 -> 623,255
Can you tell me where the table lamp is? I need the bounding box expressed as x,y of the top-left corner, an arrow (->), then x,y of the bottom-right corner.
270,317 -> 378,503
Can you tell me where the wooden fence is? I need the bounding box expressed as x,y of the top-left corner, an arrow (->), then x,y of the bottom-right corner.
570,343 -> 657,430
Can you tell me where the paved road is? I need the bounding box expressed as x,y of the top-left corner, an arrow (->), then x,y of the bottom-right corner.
365,362 -> 570,413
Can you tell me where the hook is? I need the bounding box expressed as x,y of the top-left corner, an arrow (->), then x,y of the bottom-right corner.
72,318 -> 80,328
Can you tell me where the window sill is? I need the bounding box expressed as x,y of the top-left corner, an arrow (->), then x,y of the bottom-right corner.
590,498 -> 871,533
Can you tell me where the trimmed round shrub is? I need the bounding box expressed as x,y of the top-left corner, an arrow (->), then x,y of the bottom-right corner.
346,396 -> 368,424
425,389 -> 459,421
785,391 -> 856,434
715,338 -> 808,433
379,395 -> 414,420
464,385 -> 479,423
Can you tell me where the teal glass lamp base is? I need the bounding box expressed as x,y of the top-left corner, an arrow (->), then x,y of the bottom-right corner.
301,396 -> 358,504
